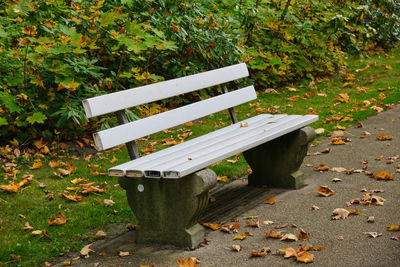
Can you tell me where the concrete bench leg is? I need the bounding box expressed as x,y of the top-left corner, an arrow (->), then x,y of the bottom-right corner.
243,126 -> 315,189
118,168 -> 217,249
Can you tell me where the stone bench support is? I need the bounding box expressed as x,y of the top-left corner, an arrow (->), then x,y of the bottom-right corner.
118,169 -> 217,249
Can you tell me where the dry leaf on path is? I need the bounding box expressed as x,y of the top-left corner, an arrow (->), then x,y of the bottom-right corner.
176,257 -> 199,267
312,205 -> 320,210
332,178 -> 342,182
250,247 -> 270,257
231,244 -> 242,252
367,216 -> 375,223
331,167 -> 347,173
296,251 -> 314,263
221,223 -> 240,233
386,222 -> 400,231
377,134 -> 393,141
332,208 -> 350,220
298,228 -> 310,240
372,170 -> 395,180
315,164 -> 329,171
265,230 -> 283,239
317,186 -> 336,197
80,243 -> 94,256
279,246 -> 298,258
281,233 -> 298,241
49,212 -> 66,226
263,220 -> 274,225
96,231 -> 106,239
264,196 -> 276,205
364,232 -> 382,238
245,220 -> 259,228
203,223 -> 222,231
274,223 -> 289,229
234,232 -> 253,240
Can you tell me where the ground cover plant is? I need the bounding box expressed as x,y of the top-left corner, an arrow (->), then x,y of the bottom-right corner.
1,44 -> 400,266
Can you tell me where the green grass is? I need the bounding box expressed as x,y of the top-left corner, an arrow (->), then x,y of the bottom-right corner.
1,46 -> 400,266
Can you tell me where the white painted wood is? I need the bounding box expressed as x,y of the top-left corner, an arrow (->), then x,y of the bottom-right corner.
94,86 -> 257,151
146,115 -> 318,178
82,63 -> 249,118
108,114 -> 280,176
112,114 -> 318,178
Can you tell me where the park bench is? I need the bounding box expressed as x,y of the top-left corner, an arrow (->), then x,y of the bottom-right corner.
82,63 -> 318,248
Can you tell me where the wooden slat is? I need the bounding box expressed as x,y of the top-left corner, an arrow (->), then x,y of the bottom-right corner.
147,115 -> 318,178
94,86 -> 257,151
108,114 -> 280,176
82,63 -> 249,118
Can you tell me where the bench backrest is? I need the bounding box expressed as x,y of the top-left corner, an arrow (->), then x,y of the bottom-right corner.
83,63 -> 256,151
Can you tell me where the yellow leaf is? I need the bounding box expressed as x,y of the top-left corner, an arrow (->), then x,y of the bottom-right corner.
217,176 -> 228,182
30,159 -> 43,169
31,230 -> 43,235
0,182 -> 21,193
184,121 -> 194,126
203,223 -> 222,231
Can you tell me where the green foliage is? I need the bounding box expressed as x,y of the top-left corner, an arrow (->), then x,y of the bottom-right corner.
0,0 -> 398,143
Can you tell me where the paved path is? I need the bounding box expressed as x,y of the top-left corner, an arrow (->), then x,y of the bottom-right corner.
70,105 -> 400,267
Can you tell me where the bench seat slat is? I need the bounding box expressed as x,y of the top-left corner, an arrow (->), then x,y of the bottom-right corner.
133,115 -> 297,174
94,86 -> 257,151
82,63 -> 249,118
108,114 -> 278,176
149,115 -> 318,178
109,114 -> 318,178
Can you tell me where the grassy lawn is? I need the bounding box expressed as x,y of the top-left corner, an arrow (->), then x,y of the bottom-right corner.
1,46 -> 400,266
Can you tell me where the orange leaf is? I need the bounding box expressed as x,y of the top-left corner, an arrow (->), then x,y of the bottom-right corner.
203,223 -> 222,231
372,170 -> 395,180
176,257 -> 199,267
245,220 -> 260,228
30,159 -> 43,170
71,178 -> 88,184
48,161 -> 59,168
250,247 -> 270,257
61,193 -> 85,202
184,121 -> 194,127
315,164 -> 329,171
347,209 -> 361,215
298,228 -> 310,240
336,93 -> 350,103
296,251 -> 314,263
48,212 -> 67,225
279,246 -> 297,258
34,138 -> 46,149
109,155 -> 118,163
265,230 -> 283,239
264,196 -> 276,204
377,134 -> 393,141
0,182 -> 21,193
317,186 -> 336,197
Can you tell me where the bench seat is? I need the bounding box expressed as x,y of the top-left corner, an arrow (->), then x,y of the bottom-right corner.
109,114 -> 318,179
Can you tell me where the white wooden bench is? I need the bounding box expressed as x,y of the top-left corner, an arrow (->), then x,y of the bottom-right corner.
82,63 -> 318,248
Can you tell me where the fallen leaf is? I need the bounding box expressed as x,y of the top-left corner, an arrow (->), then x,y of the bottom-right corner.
70,178 -> 88,184
62,261 -> 72,266
250,247 -> 270,257
217,176 -> 228,182
372,170 -> 395,180
30,159 -> 43,169
391,236 -> 400,240
347,209 -> 361,215
317,186 -> 336,197
184,121 -> 194,127
0,182 -> 21,193
109,155 -> 118,163
331,167 -> 347,173
332,208 -> 350,220
279,246 -> 297,258
386,222 -> 400,231
338,235 -> 344,240
320,148 -> 331,153
245,220 -> 259,228
24,222 -> 34,232
336,93 -> 350,103
332,178 -> 342,182
48,161 -> 59,168
265,88 -> 280,94
296,251 -> 314,263
231,244 -> 242,252
274,223 -> 289,229
96,230 -> 106,239
367,216 -> 375,223
364,232 -> 382,238
61,193 -> 84,202
281,233 -> 298,241
315,164 -> 329,171
234,232 -> 253,240
265,230 -> 283,239
118,251 -> 130,257
58,168 -> 71,176
103,199 -> 115,206
262,220 -> 274,225
377,134 -> 393,141
331,138 -> 346,145
311,205 -> 320,210
298,228 -> 310,241
176,257 -> 198,267
264,196 -> 276,205
32,230 -> 43,235
240,122 -> 248,127
80,243 -> 94,256
221,223 -> 240,233
203,223 -> 222,231
315,128 -> 325,135
48,212 -> 67,225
